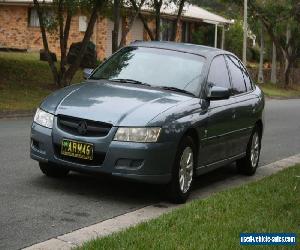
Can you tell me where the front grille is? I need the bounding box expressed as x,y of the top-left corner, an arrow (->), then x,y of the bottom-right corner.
54,144 -> 106,166
57,115 -> 112,137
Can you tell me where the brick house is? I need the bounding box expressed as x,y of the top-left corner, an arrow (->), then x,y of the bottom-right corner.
0,0 -> 231,60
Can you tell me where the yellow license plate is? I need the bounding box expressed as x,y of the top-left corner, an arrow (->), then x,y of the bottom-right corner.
61,139 -> 93,160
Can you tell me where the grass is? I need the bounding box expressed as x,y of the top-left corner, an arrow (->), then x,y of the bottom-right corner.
78,165 -> 300,250
258,83 -> 300,99
0,51 -> 83,112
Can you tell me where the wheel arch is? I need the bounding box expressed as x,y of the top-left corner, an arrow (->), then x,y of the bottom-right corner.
181,127 -> 200,164
255,119 -> 263,138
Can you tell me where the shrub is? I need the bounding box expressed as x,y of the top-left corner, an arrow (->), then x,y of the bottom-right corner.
224,20 -> 243,58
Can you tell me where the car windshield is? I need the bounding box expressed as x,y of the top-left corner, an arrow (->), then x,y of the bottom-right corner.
90,47 -> 205,95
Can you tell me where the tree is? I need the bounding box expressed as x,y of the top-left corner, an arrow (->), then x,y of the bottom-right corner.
112,0 -> 122,53
153,0 -> 163,40
270,42 -> 277,84
248,0 -> 300,86
33,0 -> 108,86
135,0 -> 164,41
128,0 -> 185,41
111,0 -> 147,51
257,23 -> 264,83
129,0 -> 155,40
224,20 -> 243,58
224,0 -> 300,86
120,0 -> 147,47
172,0 -> 186,41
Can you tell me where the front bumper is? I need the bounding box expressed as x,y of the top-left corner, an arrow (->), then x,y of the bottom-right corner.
30,121 -> 177,184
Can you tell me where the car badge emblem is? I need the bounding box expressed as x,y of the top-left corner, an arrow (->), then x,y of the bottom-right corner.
77,121 -> 88,135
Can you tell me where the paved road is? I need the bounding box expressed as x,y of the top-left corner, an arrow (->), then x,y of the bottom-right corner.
1,99 -> 300,250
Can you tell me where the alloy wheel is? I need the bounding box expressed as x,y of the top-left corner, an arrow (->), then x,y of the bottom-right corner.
250,132 -> 260,168
179,147 -> 194,193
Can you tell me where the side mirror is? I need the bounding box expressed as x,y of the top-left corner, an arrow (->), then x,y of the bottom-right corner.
83,68 -> 94,79
207,86 -> 230,100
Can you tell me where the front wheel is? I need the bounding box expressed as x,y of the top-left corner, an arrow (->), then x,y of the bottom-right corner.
167,136 -> 196,204
39,162 -> 69,178
236,127 -> 261,176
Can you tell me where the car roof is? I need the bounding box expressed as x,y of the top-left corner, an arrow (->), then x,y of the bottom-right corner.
129,41 -> 232,58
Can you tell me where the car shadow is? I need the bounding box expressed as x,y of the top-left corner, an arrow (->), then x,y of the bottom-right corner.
30,163 -> 241,204
30,170 -> 162,205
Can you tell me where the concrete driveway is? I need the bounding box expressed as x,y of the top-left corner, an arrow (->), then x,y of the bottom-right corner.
1,99 -> 300,250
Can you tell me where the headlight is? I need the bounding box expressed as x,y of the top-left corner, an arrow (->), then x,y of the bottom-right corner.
34,108 -> 54,128
114,127 -> 161,142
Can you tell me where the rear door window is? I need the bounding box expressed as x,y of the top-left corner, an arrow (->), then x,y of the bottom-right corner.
225,55 -> 247,95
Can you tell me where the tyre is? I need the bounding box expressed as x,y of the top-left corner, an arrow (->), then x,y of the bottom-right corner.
236,127 -> 261,176
167,136 -> 196,204
39,162 -> 69,178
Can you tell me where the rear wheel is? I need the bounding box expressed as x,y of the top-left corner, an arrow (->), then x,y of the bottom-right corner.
39,162 -> 69,178
236,127 -> 261,175
167,136 -> 196,204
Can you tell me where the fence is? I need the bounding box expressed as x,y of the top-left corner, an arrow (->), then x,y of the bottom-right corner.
247,67 -> 300,85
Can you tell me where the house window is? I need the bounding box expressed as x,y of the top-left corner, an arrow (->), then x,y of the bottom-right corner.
79,16 -> 87,32
28,8 -> 54,27
28,8 -> 40,27
182,22 -> 190,43
160,19 -> 175,41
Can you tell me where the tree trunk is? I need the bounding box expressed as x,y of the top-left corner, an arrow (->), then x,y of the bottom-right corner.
154,0 -> 162,40
285,24 -> 291,74
112,0 -> 121,53
172,0 -> 185,42
63,7 -> 99,85
58,5 -> 72,86
155,10 -> 160,41
247,2 -> 297,87
58,0 -> 65,78
242,0 -> 248,64
119,0 -> 146,48
284,59 -> 292,87
129,0 -> 154,40
33,0 -> 59,85
258,25 -> 264,84
270,42 -> 277,84
283,23 -> 292,87
119,17 -> 128,49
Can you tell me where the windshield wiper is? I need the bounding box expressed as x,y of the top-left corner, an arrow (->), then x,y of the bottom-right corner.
158,86 -> 196,97
110,78 -> 151,87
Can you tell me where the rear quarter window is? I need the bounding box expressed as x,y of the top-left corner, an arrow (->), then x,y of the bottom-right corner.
239,62 -> 253,91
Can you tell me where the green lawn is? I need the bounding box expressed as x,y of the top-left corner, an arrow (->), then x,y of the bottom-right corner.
78,165 -> 300,250
258,83 -> 300,99
0,52 -> 83,112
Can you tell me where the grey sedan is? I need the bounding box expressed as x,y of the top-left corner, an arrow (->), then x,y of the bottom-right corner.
30,41 -> 265,203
